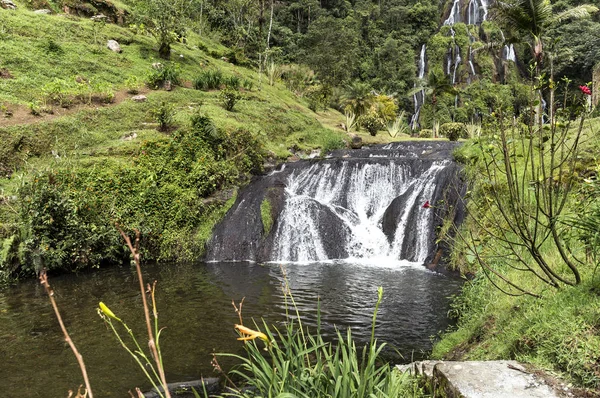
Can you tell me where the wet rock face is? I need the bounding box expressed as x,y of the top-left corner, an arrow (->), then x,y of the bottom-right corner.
205,141 -> 465,265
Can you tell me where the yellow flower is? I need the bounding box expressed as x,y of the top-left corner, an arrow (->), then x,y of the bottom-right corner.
235,324 -> 269,343
99,302 -> 121,322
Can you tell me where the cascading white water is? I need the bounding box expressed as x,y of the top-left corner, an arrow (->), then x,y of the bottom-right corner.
468,46 -> 476,76
466,0 -> 489,25
444,0 -> 461,25
452,45 -> 461,85
410,44 -> 427,129
272,160 -> 451,264
503,44 -> 516,62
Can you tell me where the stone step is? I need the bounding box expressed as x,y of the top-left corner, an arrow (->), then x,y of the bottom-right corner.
397,360 -> 564,398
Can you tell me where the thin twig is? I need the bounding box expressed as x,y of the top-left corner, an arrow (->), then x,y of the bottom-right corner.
40,270 -> 94,398
116,225 -> 172,398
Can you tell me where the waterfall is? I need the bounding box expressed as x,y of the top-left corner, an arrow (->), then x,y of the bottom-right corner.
503,44 -> 516,62
468,47 -> 476,76
466,0 -> 489,25
452,45 -> 461,85
410,44 -> 427,130
444,0 -> 461,25
272,160 -> 448,263
205,142 -> 466,266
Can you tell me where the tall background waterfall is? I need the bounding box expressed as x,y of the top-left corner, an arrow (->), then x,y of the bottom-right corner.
206,142 -> 465,267
410,0 -> 517,126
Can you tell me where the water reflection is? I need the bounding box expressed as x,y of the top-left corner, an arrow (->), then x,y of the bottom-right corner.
0,262 -> 461,397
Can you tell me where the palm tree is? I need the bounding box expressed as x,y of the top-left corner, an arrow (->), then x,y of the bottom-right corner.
494,0 -> 597,66
408,69 -> 456,134
343,81 -> 374,116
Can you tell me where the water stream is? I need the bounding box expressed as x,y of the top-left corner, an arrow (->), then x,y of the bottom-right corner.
0,261 -> 462,397
1,142 -> 466,397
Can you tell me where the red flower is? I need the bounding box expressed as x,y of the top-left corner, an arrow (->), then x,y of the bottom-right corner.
579,85 -> 592,96
423,200 -> 431,209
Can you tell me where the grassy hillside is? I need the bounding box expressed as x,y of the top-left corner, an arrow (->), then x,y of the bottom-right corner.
0,2 -> 370,280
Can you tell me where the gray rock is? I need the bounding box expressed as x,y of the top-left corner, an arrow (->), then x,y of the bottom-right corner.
91,14 -> 107,21
131,95 -> 147,103
34,9 -> 52,14
399,360 -> 562,398
143,378 -> 220,398
106,39 -> 121,53
152,62 -> 163,69
435,361 -> 559,398
122,132 -> 137,141
1,0 -> 17,9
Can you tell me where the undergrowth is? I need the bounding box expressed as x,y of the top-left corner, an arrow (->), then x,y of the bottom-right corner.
220,284 -> 427,398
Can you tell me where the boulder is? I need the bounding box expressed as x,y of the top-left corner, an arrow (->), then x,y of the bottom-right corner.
34,9 -> 52,14
143,378 -> 220,398
1,0 -> 17,9
131,95 -> 147,103
397,360 -> 561,398
91,14 -> 107,22
106,39 -> 121,53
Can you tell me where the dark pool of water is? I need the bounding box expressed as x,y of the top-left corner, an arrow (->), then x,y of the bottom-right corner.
0,261 -> 462,397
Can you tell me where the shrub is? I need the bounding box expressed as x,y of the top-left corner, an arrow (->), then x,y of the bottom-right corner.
146,63 -> 181,90
224,75 -> 241,90
242,79 -> 254,91
419,129 -> 433,138
150,101 -> 175,131
42,78 -> 75,108
439,122 -> 467,141
305,84 -> 330,112
124,75 -> 143,94
360,110 -> 385,136
320,133 -> 346,156
219,88 -> 241,112
193,69 -> 223,91
42,38 -> 64,55
260,198 -> 273,236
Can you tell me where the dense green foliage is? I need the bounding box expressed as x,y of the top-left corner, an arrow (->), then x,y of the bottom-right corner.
2,113 -> 260,278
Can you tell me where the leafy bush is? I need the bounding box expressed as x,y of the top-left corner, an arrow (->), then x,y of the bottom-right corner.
224,75 -> 241,90
279,63 -> 316,94
15,172 -> 126,276
320,133 -> 346,156
124,75 -> 143,94
439,122 -> 466,141
260,198 -> 273,236
305,84 -> 330,112
150,101 -> 175,131
419,129 -> 433,138
42,78 -> 75,107
242,79 -> 254,91
146,63 -> 181,90
193,69 -> 224,91
360,110 -> 385,136
219,88 -> 241,111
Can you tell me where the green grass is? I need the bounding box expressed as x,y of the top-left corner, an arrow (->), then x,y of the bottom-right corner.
260,197 -> 273,236
433,116 -> 600,391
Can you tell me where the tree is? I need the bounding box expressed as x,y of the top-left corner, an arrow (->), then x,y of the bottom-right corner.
132,0 -> 197,58
409,69 -> 455,131
301,15 -> 359,85
493,0 -> 597,66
